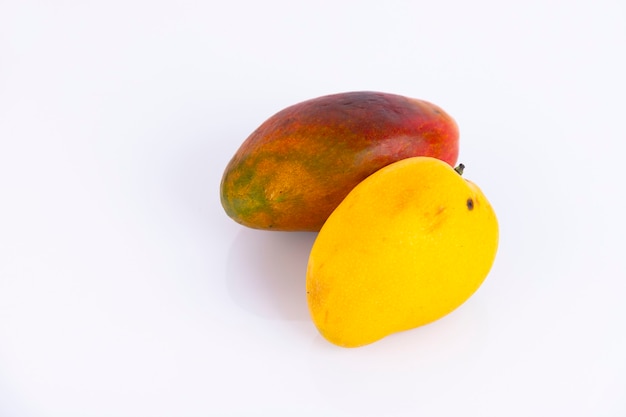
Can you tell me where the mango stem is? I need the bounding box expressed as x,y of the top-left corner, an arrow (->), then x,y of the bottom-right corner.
454,163 -> 465,176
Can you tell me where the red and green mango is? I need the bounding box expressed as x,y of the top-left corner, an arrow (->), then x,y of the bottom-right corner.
220,91 -> 459,231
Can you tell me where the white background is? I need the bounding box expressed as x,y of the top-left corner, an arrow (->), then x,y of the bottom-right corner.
1,1 -> 625,416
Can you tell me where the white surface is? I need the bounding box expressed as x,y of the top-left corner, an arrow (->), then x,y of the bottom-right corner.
1,1 -> 625,416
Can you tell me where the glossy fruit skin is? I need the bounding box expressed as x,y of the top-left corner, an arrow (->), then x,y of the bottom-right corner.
220,91 -> 459,231
306,157 -> 498,348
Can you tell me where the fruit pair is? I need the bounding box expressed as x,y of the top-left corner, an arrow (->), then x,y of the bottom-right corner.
220,91 -> 498,347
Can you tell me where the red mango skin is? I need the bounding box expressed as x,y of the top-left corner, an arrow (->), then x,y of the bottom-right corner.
220,91 -> 459,231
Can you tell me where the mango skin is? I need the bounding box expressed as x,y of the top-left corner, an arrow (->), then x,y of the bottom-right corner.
306,157 -> 499,348
220,91 -> 459,231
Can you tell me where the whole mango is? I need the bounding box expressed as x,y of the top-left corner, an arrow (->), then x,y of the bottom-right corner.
220,91 -> 459,231
306,157 -> 499,347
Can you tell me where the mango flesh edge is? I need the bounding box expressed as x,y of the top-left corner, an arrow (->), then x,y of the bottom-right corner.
220,91 -> 459,231
306,157 -> 499,348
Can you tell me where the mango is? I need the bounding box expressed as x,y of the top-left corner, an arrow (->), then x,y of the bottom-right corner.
220,91 -> 459,231
306,157 -> 498,347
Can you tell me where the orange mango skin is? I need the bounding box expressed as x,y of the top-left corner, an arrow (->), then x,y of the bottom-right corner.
220,91 -> 459,231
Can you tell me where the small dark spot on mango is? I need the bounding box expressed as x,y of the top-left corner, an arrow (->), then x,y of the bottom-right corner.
466,198 -> 474,211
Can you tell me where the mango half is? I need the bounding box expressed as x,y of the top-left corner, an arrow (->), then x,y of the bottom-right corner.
220,91 -> 459,231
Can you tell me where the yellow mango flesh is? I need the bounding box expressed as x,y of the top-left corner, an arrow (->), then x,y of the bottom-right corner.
306,157 -> 499,348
